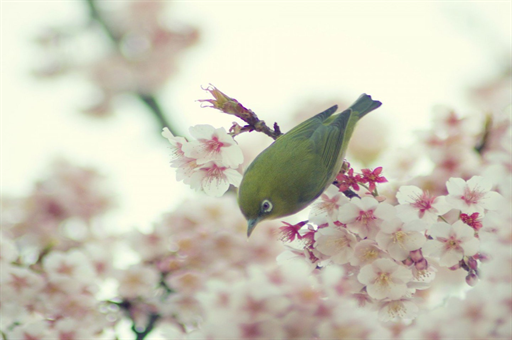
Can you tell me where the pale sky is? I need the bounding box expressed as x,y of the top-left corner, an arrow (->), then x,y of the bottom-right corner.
1,1 -> 510,230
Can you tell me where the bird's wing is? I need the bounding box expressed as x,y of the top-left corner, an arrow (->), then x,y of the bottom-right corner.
280,105 -> 338,141
310,109 -> 360,186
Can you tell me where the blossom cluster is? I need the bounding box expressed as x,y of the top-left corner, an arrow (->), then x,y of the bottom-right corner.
33,1 -> 199,117
280,172 -> 503,318
1,161 -> 284,339
162,125 -> 244,197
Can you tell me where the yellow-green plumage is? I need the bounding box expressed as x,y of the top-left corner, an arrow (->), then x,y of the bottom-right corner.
238,94 -> 382,236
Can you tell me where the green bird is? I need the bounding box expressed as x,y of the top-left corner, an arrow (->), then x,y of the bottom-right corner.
237,94 -> 382,237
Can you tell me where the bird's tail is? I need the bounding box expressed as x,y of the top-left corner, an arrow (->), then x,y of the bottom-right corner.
332,94 -> 382,164
347,93 -> 382,119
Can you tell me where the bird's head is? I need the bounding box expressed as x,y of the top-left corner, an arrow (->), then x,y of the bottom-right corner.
237,184 -> 282,237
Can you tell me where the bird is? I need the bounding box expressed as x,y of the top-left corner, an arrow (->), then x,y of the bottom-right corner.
237,93 -> 382,237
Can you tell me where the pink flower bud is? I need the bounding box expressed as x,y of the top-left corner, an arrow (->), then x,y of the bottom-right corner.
409,249 -> 424,262
467,257 -> 478,270
415,258 -> 428,270
465,272 -> 479,286
476,252 -> 492,262
403,258 -> 414,266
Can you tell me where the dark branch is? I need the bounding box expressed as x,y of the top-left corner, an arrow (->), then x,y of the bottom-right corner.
199,85 -> 282,140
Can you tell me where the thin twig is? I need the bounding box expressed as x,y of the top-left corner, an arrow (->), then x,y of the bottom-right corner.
132,313 -> 160,340
199,85 -> 282,140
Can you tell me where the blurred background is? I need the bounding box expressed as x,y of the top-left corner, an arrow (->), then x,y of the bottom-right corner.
1,0 -> 510,231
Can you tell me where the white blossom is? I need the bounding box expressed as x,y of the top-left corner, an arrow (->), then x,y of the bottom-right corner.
189,161 -> 243,197
357,258 -> 412,300
422,221 -> 480,267
376,218 -> 427,261
314,226 -> 356,265
182,125 -> 243,168
378,298 -> 419,321
338,197 -> 395,238
309,185 -> 348,225
446,176 -> 503,214
396,185 -> 451,223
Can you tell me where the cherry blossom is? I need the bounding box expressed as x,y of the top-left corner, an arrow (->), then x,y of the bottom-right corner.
116,264 -> 160,299
6,320 -> 55,340
446,176 -> 503,214
338,196 -> 395,238
161,127 -> 188,162
335,166 -> 361,191
422,220 -> 480,267
188,161 -> 243,197
357,258 -> 413,300
43,249 -> 96,283
182,125 -> 244,168
376,218 -> 427,261
378,298 -> 419,321
1,266 -> 44,301
396,185 -> 451,223
314,226 -> 357,265
359,167 -> 388,192
309,185 -> 348,225
349,239 -> 387,267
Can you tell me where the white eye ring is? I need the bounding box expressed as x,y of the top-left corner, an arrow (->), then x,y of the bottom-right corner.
261,199 -> 273,213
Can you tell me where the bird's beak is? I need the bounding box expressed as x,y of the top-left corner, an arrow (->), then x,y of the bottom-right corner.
247,218 -> 259,238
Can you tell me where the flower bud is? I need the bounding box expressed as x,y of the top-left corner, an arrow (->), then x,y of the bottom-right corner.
465,272 -> 479,286
403,258 -> 414,266
409,249 -> 423,263
414,258 -> 428,270
467,257 -> 478,271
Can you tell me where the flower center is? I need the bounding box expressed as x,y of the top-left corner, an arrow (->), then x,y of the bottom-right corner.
203,136 -> 224,154
356,210 -> 376,225
376,272 -> 390,286
387,301 -> 406,318
461,187 -> 485,205
446,237 -> 461,250
411,191 -> 435,213
362,248 -> 379,261
393,230 -> 407,245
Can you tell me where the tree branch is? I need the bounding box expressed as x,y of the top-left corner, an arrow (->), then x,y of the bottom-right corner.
199,85 -> 283,140
84,0 -> 178,136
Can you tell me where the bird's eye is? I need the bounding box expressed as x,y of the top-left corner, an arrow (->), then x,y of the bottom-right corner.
261,199 -> 273,213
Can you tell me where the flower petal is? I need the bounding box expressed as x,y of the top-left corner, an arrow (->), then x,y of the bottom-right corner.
439,248 -> 462,267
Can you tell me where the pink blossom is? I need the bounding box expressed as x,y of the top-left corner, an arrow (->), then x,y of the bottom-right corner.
359,167 -> 388,192
189,161 -> 242,196
396,185 -> 451,223
278,221 -> 306,243
460,212 -> 483,231
446,176 -> 503,214
422,221 -> 480,267
182,125 -> 244,168
335,167 -> 361,192
357,258 -> 413,300
338,197 -> 395,238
